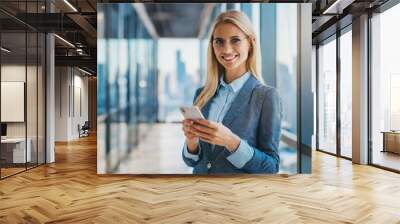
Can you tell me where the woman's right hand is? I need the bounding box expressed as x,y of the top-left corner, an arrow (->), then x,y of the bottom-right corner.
182,119 -> 199,153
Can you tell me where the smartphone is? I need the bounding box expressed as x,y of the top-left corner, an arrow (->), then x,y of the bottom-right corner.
180,106 -> 205,120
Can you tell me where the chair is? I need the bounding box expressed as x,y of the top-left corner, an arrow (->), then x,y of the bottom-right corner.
79,121 -> 90,138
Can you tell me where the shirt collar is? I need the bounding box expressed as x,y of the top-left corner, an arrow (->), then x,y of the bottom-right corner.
219,71 -> 251,93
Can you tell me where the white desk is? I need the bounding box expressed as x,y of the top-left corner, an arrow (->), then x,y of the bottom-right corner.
1,138 -> 31,163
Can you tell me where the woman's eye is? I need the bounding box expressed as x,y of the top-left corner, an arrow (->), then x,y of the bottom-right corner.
231,38 -> 241,44
215,39 -> 223,46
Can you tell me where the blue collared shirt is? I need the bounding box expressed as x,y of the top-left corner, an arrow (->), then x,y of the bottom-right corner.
183,72 -> 255,169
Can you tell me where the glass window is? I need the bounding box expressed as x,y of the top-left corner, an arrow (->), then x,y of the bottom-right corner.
27,30 -> 38,169
339,28 -> 352,158
318,35 -> 337,155
312,45 -> 317,151
276,4 -> 298,173
38,32 -> 45,165
371,3 -> 400,171
25,0 -> 40,170
0,0 -> 46,179
97,4 -> 158,173
157,39 -> 201,122
276,4 -> 297,135
259,4 -> 298,174
241,3 -> 253,20
1,31 -> 28,177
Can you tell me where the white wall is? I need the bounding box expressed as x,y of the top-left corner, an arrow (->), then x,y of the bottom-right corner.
55,67 -> 89,141
1,65 -> 26,81
55,66 -> 69,141
1,82 -> 25,122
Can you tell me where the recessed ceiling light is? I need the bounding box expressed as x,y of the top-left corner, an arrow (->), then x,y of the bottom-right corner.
63,0 -> 78,12
78,67 -> 92,76
1,47 -> 11,53
54,34 -> 75,48
322,0 -> 354,15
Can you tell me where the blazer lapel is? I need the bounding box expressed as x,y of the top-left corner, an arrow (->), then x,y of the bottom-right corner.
221,75 -> 258,128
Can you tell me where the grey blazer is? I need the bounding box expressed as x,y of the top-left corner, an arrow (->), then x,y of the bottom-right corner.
182,75 -> 282,174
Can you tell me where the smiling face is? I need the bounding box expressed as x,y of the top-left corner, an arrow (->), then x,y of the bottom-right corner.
212,22 -> 251,78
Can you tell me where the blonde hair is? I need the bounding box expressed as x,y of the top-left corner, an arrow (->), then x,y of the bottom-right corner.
194,10 -> 263,108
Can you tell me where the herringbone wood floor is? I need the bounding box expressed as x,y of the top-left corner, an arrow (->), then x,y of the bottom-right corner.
1,134 -> 400,223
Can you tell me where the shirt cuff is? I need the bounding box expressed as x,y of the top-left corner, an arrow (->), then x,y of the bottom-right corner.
183,142 -> 201,162
226,140 -> 254,169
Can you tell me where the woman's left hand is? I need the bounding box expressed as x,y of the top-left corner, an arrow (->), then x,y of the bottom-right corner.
191,119 -> 241,152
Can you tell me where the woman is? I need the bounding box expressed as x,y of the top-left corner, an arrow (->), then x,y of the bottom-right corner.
182,10 -> 282,174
